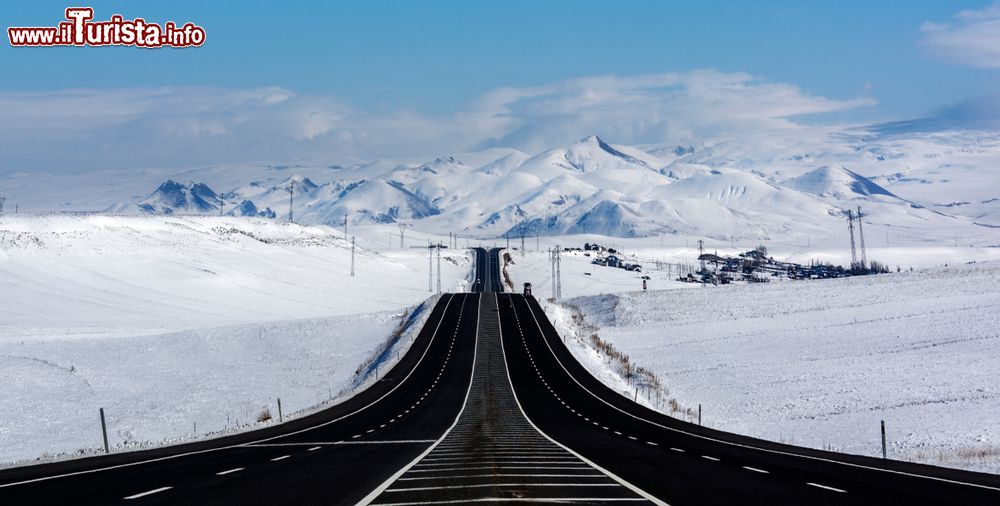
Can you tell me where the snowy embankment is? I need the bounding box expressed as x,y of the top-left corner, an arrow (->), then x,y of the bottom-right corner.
506,249 -> 1000,474
0,215 -> 469,466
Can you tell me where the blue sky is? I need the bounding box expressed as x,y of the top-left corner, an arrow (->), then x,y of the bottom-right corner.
1,1 -> 999,170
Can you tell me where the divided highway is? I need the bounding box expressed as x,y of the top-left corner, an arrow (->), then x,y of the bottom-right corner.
1,246 -> 998,505
363,252 -> 654,504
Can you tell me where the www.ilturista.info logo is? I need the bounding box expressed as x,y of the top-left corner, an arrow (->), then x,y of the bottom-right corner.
8,7 -> 205,47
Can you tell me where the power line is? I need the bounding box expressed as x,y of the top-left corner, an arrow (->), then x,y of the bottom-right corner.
847,209 -> 857,266
857,206 -> 867,266
549,248 -> 556,299
555,245 -> 562,300
286,181 -> 296,223
520,220 -> 525,257
398,222 -> 409,249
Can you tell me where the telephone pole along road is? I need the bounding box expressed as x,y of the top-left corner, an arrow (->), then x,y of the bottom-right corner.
1,248 -> 998,504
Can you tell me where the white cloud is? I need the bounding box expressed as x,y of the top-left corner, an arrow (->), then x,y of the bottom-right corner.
0,70 -> 874,172
921,3 -> 1000,68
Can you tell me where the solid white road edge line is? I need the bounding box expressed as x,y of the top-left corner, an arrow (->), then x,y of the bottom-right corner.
520,297 -> 1000,493
498,293 -> 668,506
355,292 -> 482,506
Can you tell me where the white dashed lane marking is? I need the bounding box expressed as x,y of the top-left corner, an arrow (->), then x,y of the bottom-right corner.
123,487 -> 172,500
216,468 -> 244,476
807,482 -> 847,493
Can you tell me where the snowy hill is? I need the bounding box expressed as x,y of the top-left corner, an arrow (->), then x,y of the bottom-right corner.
506,251 -> 1000,474
8,126 -> 1000,248
788,166 -> 899,200
0,214 -> 472,465
134,180 -> 221,214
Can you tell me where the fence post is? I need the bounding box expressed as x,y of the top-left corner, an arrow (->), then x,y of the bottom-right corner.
698,404 -> 702,426
99,408 -> 110,453
277,398 -> 283,423
881,420 -> 887,459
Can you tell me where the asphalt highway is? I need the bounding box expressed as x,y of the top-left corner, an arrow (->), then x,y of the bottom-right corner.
0,290 -> 481,505
498,284 -> 1000,505
2,247 -> 998,505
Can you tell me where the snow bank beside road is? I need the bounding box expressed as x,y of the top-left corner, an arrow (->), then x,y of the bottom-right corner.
509,249 -> 1000,473
1,312 -> 400,465
0,215 -> 466,466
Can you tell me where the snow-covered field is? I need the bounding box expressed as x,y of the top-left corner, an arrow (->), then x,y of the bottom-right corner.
507,248 -> 1000,474
3,211 -> 998,475
0,215 -> 469,466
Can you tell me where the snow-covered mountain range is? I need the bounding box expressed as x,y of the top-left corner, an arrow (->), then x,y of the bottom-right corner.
4,127 -> 999,245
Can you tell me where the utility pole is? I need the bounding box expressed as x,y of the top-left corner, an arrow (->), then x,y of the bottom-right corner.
549,248 -> 556,299
219,194 -> 224,216
436,244 -> 442,293
99,408 -> 110,453
698,240 -> 705,271
344,214 -> 348,237
287,182 -> 295,223
350,236 -> 356,277
555,245 -> 562,300
847,209 -> 857,266
881,420 -> 887,459
428,240 -> 433,292
536,235 -> 539,252
399,223 -> 408,249
520,221 -> 525,257
506,232 -> 509,251
857,206 -> 867,267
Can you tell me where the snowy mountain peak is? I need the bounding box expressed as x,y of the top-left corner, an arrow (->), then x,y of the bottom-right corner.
274,175 -> 319,192
135,180 -> 220,214
788,166 -> 897,200
96,133 -> 991,241
555,135 -> 656,173
230,199 -> 276,219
